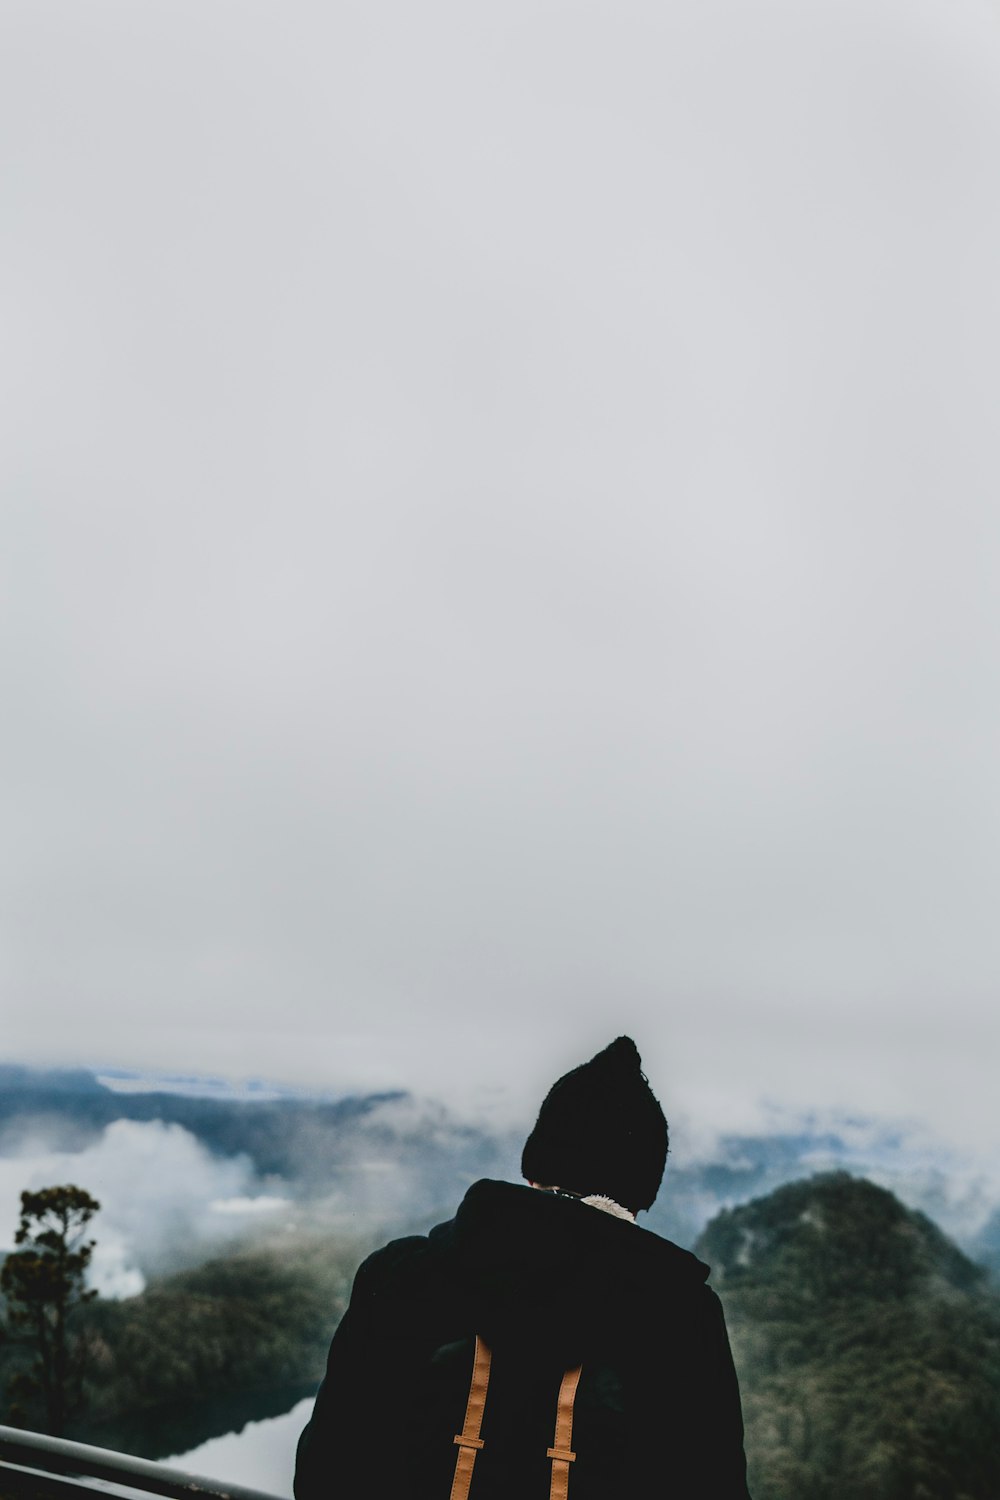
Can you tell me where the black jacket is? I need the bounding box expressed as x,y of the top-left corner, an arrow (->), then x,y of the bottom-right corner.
295,1179 -> 751,1498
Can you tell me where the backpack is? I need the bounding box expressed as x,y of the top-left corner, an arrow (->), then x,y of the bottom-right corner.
450,1335 -> 582,1500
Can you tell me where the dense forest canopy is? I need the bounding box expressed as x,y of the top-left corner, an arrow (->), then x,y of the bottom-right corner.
697,1174 -> 1000,1500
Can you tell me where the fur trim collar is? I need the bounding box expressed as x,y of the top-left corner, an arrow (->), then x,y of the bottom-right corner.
531,1182 -> 636,1223
580,1194 -> 636,1223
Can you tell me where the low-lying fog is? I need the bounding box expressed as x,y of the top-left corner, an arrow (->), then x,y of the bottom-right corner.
2,1077 -> 1000,1300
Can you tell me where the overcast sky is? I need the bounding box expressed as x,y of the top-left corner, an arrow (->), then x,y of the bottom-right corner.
3,0 -> 1000,1150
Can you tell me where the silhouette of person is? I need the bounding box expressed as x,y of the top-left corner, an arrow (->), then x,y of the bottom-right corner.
294,1036 -> 751,1498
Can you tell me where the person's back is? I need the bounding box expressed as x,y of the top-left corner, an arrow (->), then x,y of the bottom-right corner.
294,1037 -> 751,1498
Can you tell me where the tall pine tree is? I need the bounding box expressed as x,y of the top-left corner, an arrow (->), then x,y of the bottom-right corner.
1,1185 -> 101,1435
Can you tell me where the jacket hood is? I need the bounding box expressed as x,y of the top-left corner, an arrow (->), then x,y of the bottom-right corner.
427,1179 -> 708,1363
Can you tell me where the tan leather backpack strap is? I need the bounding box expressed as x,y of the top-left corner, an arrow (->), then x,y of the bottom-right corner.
449,1335 -> 492,1500
547,1364 -> 583,1500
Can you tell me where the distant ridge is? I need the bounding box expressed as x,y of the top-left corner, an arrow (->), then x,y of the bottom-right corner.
0,1064 -> 408,1180
0,1065 -> 520,1236
0,1063 -> 112,1095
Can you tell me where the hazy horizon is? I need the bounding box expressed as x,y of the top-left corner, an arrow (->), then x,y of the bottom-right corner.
3,1057 -> 999,1293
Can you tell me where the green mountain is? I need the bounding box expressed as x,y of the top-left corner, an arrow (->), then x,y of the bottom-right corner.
697,1172 -> 1000,1500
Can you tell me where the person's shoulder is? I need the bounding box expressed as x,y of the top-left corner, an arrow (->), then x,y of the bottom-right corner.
635,1222 -> 711,1284
626,1225 -> 728,1326
352,1232 -> 435,1294
349,1207 -> 462,1304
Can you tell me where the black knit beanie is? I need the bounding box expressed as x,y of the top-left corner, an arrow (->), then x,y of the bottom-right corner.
520,1036 -> 668,1213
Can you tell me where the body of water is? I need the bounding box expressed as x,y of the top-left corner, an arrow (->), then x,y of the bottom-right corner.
166,1396 -> 312,1497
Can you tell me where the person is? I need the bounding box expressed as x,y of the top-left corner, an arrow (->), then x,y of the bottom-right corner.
294,1036 -> 751,1498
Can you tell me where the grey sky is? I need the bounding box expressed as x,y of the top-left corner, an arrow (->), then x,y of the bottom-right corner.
3,0 -> 1000,1149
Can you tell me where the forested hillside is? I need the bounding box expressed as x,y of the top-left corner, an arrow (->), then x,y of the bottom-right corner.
698,1173 -> 1000,1499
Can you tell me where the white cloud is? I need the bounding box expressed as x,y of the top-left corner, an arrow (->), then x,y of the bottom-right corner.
0,1120 -> 264,1292
209,1196 -> 290,1216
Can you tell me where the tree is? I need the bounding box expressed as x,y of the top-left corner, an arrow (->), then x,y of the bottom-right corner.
1,1185 -> 101,1435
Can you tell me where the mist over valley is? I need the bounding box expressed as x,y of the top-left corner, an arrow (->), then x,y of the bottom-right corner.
3,1062 -> 1000,1296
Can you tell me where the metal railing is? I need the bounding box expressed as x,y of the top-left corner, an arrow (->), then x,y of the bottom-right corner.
0,1424 -> 286,1500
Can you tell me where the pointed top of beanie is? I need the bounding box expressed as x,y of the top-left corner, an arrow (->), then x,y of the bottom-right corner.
520,1035 -> 669,1214
597,1036 -> 642,1071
